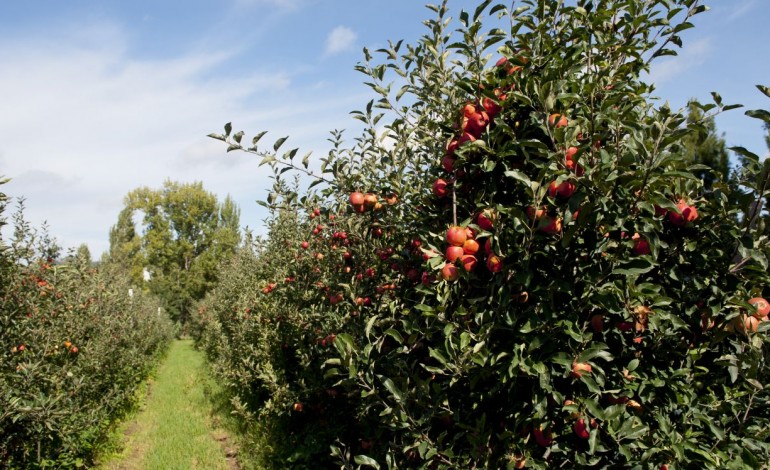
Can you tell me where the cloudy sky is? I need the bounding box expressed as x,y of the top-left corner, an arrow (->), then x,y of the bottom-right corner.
1,0 -> 768,256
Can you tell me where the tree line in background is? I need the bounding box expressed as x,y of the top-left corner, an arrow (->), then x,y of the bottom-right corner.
107,180 -> 241,325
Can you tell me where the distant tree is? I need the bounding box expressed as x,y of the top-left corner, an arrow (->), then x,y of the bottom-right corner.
764,122 -> 770,154
681,101 -> 730,191
107,206 -> 145,280
107,180 -> 241,323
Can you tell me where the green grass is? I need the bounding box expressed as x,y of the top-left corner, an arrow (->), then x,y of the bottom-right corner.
96,339 -> 238,470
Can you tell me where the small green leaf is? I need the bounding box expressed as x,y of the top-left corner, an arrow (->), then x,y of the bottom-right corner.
353,455 -> 381,469
730,146 -> 760,163
273,136 -> 289,152
381,377 -> 403,402
504,170 -> 532,186
252,131 -> 268,145
384,329 -> 404,344
745,109 -> 770,124
613,258 -> 654,276
429,347 -> 448,366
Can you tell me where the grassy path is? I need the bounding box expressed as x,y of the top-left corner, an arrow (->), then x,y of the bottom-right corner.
97,339 -> 239,470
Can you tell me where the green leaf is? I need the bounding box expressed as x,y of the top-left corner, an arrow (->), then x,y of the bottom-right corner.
224,122 -> 232,137
504,170 -> 532,186
207,133 -> 226,141
756,84 -> 770,98
473,0 -> 493,21
381,377 -> 403,402
252,131 -> 268,145
259,155 -> 276,166
613,258 -> 654,276
226,144 -> 242,152
353,455 -> 381,469
584,398 -> 605,421
301,151 -> 312,169
273,136 -> 289,152
730,146 -> 760,163
578,343 -> 613,363
429,347 -> 448,366
384,329 -> 404,344
745,109 -> 770,124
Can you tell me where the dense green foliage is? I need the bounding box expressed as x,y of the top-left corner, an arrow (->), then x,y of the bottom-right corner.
0,182 -> 174,469
108,180 -> 241,324
198,1 -> 770,468
681,101 -> 730,191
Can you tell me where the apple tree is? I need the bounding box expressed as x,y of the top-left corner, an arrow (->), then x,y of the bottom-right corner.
204,1 -> 770,468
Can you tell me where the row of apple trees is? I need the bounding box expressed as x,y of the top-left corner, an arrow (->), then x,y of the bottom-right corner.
0,184 -> 174,468
196,1 -> 770,468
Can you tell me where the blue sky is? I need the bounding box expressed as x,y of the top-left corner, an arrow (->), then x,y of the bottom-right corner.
0,0 -> 768,256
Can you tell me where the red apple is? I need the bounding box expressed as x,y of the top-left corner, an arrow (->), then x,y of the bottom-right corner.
573,418 -> 590,439
571,361 -> 592,378
526,205 -> 546,221
486,255 -> 503,273
442,155 -> 456,172
462,239 -> 480,255
548,180 -> 576,199
482,96 -> 502,119
749,297 -> 769,320
446,226 -> 467,247
445,245 -> 464,263
350,191 -> 365,206
668,199 -> 698,226
539,216 -> 562,234
632,234 -> 651,256
460,254 -> 477,272
591,314 -> 604,333
548,113 -> 568,128
533,427 -> 553,447
736,314 -> 760,334
433,178 -> 449,198
441,263 -> 459,281
363,193 -> 378,208
476,209 -> 496,231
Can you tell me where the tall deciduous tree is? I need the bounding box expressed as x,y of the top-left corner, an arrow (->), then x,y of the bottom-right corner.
682,100 -> 730,190
108,180 -> 241,323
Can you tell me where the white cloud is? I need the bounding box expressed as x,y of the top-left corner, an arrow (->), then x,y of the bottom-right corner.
727,0 -> 757,21
324,26 -> 357,57
647,38 -> 711,85
233,0 -> 300,10
0,20 -> 367,256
